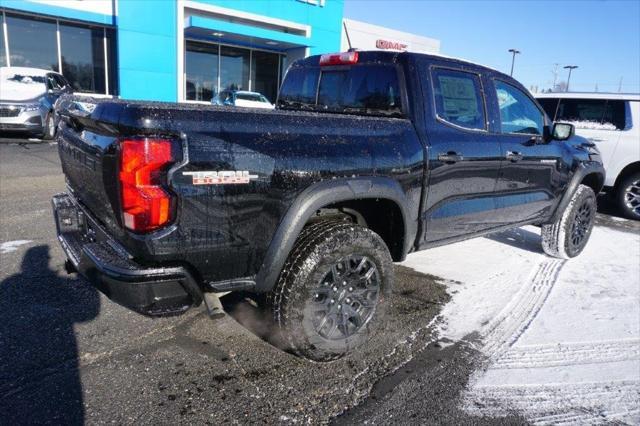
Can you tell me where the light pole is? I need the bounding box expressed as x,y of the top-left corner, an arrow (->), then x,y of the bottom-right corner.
508,49 -> 520,76
564,65 -> 578,92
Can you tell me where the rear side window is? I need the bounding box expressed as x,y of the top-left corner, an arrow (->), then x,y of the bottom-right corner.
278,67 -> 320,108
278,65 -> 402,117
431,68 -> 486,130
317,65 -> 402,115
555,99 -> 626,130
494,80 -> 544,135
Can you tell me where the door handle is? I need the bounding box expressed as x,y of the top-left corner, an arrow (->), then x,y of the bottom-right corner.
522,136 -> 541,146
438,152 -> 464,163
506,151 -> 524,162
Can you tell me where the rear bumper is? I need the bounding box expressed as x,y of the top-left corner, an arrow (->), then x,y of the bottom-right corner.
52,192 -> 203,316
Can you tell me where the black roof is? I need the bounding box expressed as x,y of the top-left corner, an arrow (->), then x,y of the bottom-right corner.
294,50 -> 509,79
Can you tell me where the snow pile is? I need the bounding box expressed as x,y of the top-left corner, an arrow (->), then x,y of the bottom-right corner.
401,224 -> 640,423
0,240 -> 32,254
565,120 -> 618,131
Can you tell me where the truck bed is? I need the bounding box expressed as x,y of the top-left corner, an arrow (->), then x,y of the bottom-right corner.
55,96 -> 424,288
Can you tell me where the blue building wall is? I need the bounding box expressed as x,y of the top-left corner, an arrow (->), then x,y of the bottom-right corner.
2,0 -> 344,102
116,1 -> 178,102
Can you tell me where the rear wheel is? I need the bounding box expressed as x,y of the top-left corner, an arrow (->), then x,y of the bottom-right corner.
616,172 -> 640,220
268,220 -> 393,361
542,184 -> 596,259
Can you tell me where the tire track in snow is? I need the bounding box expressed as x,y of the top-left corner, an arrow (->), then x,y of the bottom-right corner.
533,408 -> 640,425
463,255 -> 640,424
492,338 -> 640,369
465,381 -> 640,424
479,259 -> 565,360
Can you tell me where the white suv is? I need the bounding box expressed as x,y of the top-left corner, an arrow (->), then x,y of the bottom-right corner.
536,92 -> 640,220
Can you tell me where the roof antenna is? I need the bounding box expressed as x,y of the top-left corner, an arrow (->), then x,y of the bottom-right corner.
343,20 -> 354,51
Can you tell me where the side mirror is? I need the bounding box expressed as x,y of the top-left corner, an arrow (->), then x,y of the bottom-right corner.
552,122 -> 574,141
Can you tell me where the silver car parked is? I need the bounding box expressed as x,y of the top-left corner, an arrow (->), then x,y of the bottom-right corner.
0,67 -> 73,139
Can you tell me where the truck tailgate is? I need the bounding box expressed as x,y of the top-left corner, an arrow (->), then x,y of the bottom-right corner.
56,99 -> 123,236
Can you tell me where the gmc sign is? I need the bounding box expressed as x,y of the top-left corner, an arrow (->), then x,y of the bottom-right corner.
376,39 -> 408,51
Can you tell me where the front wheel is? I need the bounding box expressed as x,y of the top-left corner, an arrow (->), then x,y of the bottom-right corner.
616,172 -> 640,220
41,112 -> 56,140
542,184 -> 597,259
268,220 -> 393,362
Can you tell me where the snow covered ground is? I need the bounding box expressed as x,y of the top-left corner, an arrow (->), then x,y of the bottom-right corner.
401,223 -> 640,424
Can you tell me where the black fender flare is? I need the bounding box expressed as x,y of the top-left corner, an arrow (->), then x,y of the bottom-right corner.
254,177 -> 415,293
550,161 -> 605,223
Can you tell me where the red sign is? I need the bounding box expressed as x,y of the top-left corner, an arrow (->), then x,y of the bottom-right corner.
376,39 -> 408,51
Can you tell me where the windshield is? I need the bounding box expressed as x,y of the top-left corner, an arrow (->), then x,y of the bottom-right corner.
278,64 -> 403,118
236,93 -> 267,102
0,72 -> 47,100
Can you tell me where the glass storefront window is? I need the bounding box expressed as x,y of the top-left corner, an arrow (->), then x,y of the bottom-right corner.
220,46 -> 249,92
186,41 -> 219,102
1,11 -> 116,95
184,39 -> 282,103
5,14 -> 58,70
60,23 -> 106,93
251,50 -> 279,103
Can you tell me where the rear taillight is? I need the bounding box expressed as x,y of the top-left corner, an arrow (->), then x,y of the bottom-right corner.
319,51 -> 359,66
119,138 -> 175,233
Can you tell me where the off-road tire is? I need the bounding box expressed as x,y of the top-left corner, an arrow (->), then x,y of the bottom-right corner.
268,219 -> 393,362
616,172 -> 640,220
42,112 -> 56,140
542,184 -> 596,259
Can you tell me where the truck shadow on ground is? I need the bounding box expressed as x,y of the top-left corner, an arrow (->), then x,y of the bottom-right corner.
484,227 -> 544,254
0,245 -> 100,425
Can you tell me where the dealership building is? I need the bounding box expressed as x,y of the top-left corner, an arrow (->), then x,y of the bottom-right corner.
0,0 -> 439,103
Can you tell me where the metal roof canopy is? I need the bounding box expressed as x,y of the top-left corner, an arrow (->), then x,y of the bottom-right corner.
185,16 -> 310,52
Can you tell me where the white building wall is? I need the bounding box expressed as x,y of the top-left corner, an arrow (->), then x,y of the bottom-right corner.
23,0 -> 115,16
341,18 -> 440,54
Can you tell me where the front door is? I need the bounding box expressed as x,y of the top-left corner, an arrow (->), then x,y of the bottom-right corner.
421,66 -> 503,243
489,79 -> 567,223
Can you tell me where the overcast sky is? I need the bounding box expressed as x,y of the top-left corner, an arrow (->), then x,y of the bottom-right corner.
344,0 -> 640,93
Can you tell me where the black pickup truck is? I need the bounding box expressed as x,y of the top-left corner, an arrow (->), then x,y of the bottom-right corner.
52,51 -> 604,361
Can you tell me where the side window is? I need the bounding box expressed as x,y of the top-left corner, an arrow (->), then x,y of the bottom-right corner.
53,74 -> 68,90
537,98 -> 560,121
556,98 -> 625,130
47,74 -> 63,91
431,68 -> 486,130
494,80 -> 544,135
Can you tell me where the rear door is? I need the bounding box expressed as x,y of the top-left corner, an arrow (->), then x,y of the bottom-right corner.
421,65 -> 503,243
488,78 -> 566,223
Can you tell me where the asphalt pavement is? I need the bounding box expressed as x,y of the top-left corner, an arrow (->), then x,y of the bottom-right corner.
0,141 -> 632,424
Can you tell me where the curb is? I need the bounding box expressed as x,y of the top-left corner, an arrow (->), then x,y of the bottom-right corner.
0,138 -> 51,145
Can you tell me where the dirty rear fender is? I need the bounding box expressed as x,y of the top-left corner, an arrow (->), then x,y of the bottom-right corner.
254,177 -> 415,293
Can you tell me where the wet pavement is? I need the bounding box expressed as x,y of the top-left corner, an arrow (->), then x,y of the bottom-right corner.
0,142 -> 631,424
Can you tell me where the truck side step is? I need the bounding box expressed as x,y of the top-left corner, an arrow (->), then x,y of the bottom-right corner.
207,278 -> 256,292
